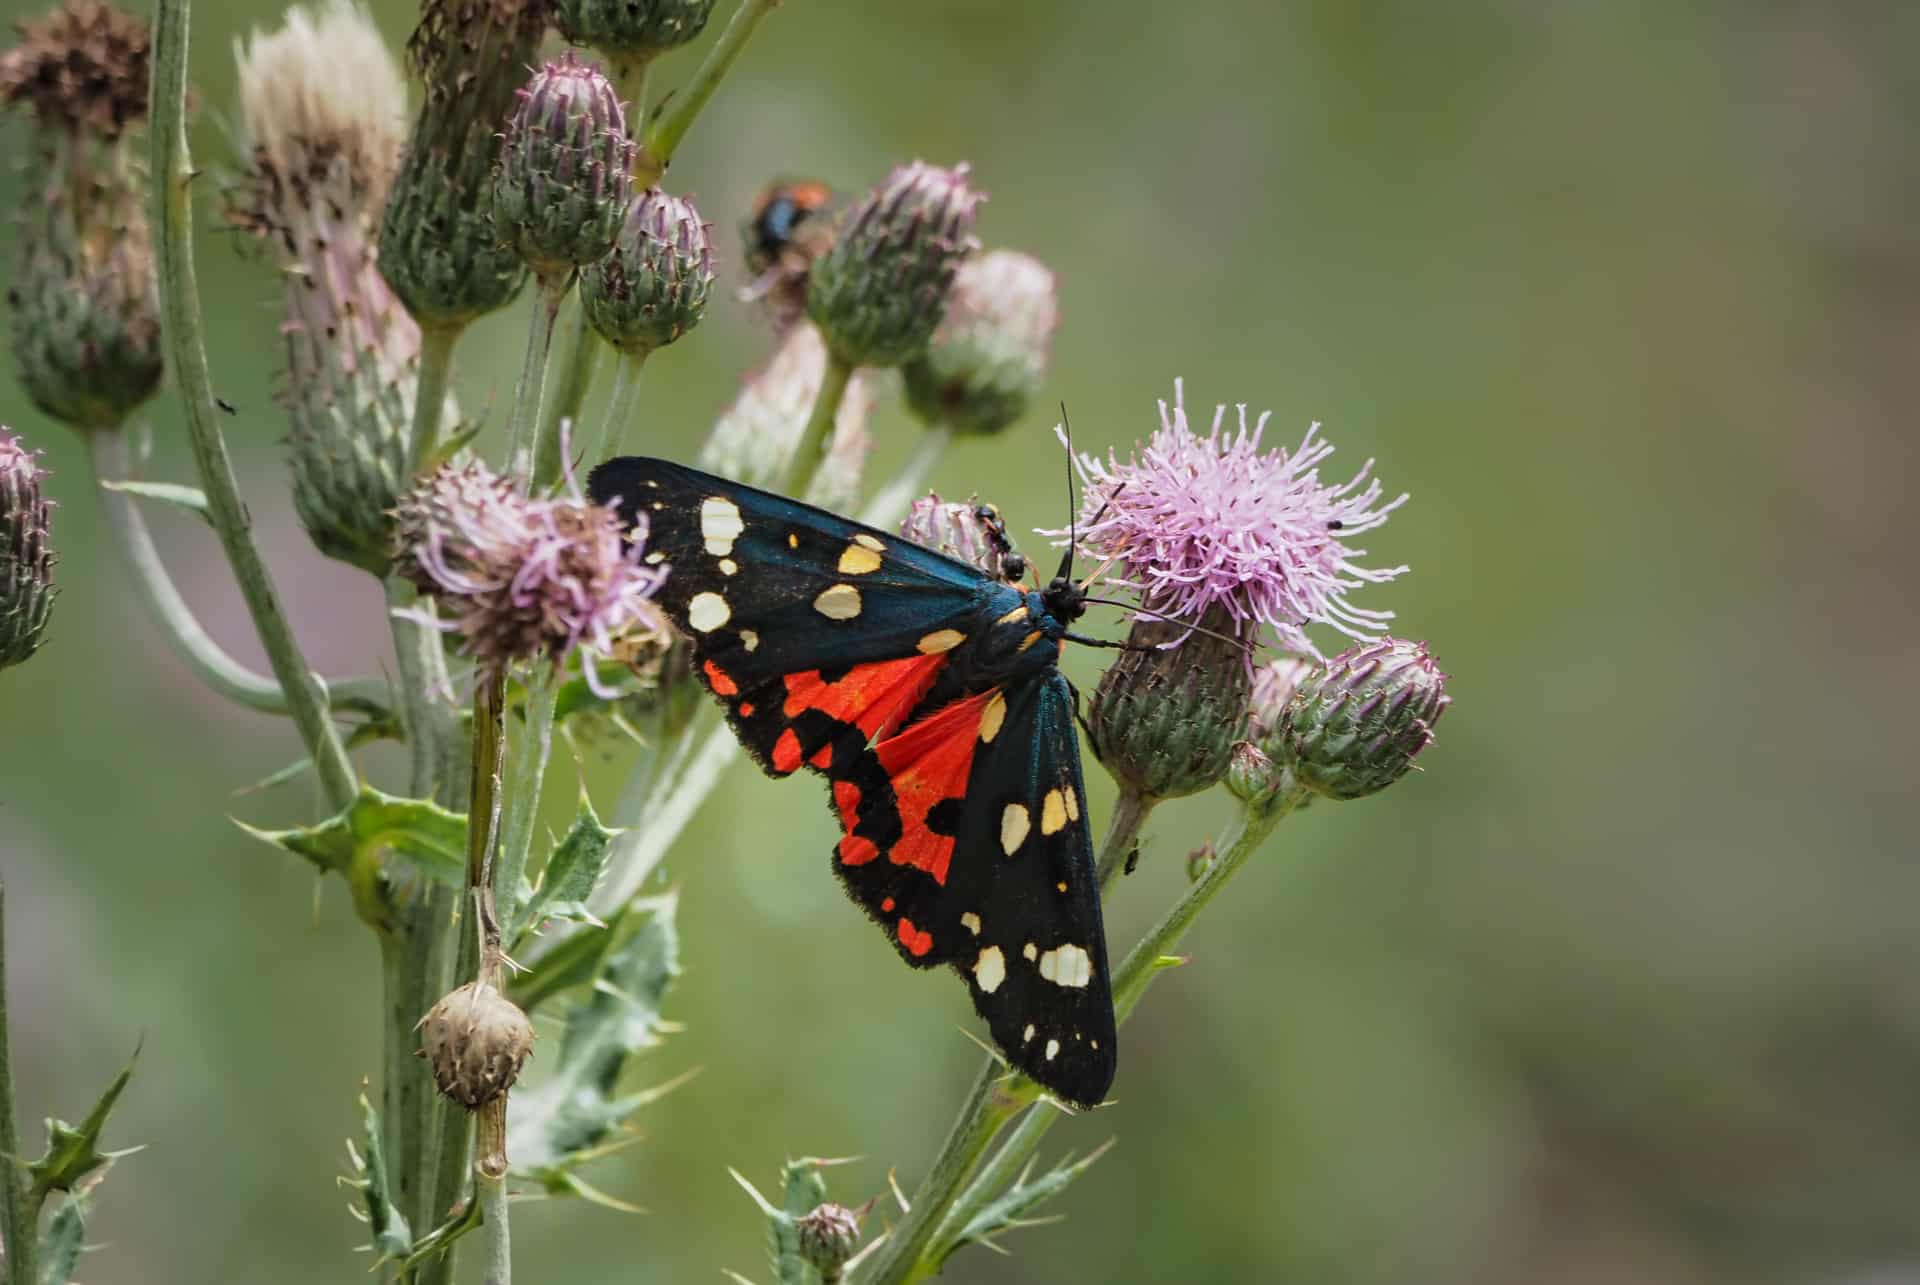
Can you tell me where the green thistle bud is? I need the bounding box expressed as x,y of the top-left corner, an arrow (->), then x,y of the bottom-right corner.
1223,741 -> 1287,811
1087,606 -> 1253,802
1,2 -> 161,433
902,248 -> 1057,436
806,160 -> 982,368
1276,638 -> 1449,801
581,187 -> 714,356
0,428 -> 55,670
555,0 -> 716,62
492,52 -> 636,284
378,0 -> 546,330
418,981 -> 536,1110
795,1202 -> 863,1279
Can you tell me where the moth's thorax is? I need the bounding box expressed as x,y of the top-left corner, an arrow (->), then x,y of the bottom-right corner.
934,585 -> 1063,695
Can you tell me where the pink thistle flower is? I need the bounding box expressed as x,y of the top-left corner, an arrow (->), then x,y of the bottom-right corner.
1054,379 -> 1407,658
394,457 -> 667,689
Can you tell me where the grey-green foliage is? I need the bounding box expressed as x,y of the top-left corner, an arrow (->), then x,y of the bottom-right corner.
929,1142 -> 1112,1273
36,1190 -> 88,1285
345,1090 -> 412,1263
510,794 -> 617,951
234,788 -> 467,932
27,1047 -> 137,1207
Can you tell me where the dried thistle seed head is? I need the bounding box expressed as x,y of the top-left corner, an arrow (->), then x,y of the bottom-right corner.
492,52 -> 636,282
418,981 -> 535,1109
555,0 -> 717,61
393,458 -> 670,681
378,0 -> 546,329
902,248 -> 1058,436
697,322 -> 875,510
1088,605 -> 1254,803
1277,638 -> 1449,801
581,187 -> 715,357
0,0 -> 149,139
806,160 -> 983,368
795,1202 -> 863,1276
0,428 -> 55,670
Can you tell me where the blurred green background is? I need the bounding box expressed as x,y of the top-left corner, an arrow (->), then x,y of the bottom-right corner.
4,1 -> 1918,1281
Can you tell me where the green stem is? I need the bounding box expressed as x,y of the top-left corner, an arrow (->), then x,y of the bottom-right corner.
409,324 -> 461,472
150,0 -> 356,810
858,786 -> 1160,1285
857,426 -> 953,528
88,429 -> 391,720
592,350 -> 648,464
1095,788 -> 1157,889
0,884 -> 34,1285
494,672 -> 559,936
591,709 -> 733,915
929,1096 -> 1051,1255
535,293 -> 602,486
505,281 -> 564,489
634,0 -> 782,186
781,354 -> 854,498
477,1162 -> 511,1285
614,57 -> 652,137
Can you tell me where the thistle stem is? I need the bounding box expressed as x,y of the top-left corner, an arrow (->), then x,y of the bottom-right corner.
536,294 -> 603,486
593,350 -> 649,464
781,354 -> 853,498
0,883 -> 34,1285
592,709 -> 734,914
634,0 -> 782,186
494,672 -> 559,936
477,1159 -> 511,1284
506,280 -> 565,490
1095,788 -> 1157,888
409,324 -> 461,471
614,58 -> 652,136
858,426 -> 952,528
87,429 -> 390,720
151,0 -> 356,811
858,783 -> 1159,1284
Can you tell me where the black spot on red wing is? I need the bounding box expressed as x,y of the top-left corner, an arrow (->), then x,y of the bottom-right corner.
926,796 -> 965,838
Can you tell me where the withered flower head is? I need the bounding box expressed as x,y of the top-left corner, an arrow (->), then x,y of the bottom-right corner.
0,0 -> 149,139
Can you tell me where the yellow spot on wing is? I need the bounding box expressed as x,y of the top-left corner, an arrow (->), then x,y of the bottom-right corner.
853,533 -> 885,552
979,692 -> 1007,742
960,912 -> 981,935
838,543 -> 883,575
739,629 -> 760,652
700,496 -> 744,556
1040,789 -> 1068,835
1017,630 -> 1043,653
973,946 -> 1006,994
997,604 -> 1029,625
1000,803 -> 1030,855
1063,785 -> 1080,821
917,629 -> 964,654
812,583 -> 862,620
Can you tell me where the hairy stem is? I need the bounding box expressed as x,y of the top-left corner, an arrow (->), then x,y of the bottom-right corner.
0,884 -> 33,1285
494,673 -> 559,935
858,426 -> 952,528
536,293 -> 602,487
505,281 -> 564,489
781,354 -> 853,498
633,0 -> 783,186
592,350 -> 648,464
409,324 -> 460,472
88,429 -> 390,719
151,0 -> 356,810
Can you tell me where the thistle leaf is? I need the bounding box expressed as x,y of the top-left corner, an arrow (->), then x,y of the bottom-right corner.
28,1046 -> 138,1205
510,793 -> 616,948
36,1190 -> 89,1284
96,478 -> 210,521
346,1089 -> 412,1261
234,787 -> 466,930
931,1141 -> 1113,1272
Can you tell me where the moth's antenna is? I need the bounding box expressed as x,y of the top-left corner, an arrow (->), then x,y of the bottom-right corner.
1076,597 -> 1257,655
1055,402 -> 1078,582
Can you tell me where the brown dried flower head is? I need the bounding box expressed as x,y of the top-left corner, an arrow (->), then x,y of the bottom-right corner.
0,0 -> 149,139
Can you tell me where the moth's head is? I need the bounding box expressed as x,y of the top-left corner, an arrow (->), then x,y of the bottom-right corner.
1041,573 -> 1087,624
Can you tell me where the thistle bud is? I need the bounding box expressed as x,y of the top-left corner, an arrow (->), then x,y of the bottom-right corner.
492,53 -> 635,283
0,428 -> 55,670
1,1 -> 161,433
378,0 -> 545,329
1087,607 -> 1252,802
1248,655 -> 1317,742
1223,741 -> 1286,811
806,160 -> 982,368
581,187 -> 714,357
1185,841 -> 1216,882
898,493 -> 1024,581
697,323 -> 875,510
795,1202 -> 863,1279
418,981 -> 535,1109
1277,638 -> 1449,801
555,0 -> 716,63
903,249 -> 1057,436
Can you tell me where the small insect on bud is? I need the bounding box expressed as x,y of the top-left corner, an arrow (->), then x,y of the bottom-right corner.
1087,607 -> 1253,803
806,160 -> 982,369
0,428 -> 56,670
898,493 -> 1026,582
1277,638 -> 1449,801
418,981 -> 536,1110
492,52 -> 636,284
555,0 -> 716,64
795,1202 -> 863,1279
697,323 -> 875,510
903,249 -> 1058,436
581,187 -> 715,357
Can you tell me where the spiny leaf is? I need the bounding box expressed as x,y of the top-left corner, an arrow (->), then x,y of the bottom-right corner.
510,793 -> 617,948
36,1189 -> 89,1284
346,1089 -> 412,1261
28,1045 -> 138,1206
234,787 -> 466,930
933,1141 -> 1114,1272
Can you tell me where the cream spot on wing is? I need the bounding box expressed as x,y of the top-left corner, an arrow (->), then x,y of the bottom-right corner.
1000,803 -> 1030,855
1022,943 -> 1037,962
739,628 -> 759,652
997,604 -> 1029,625
972,946 -> 1006,994
813,583 -> 862,620
1023,1023 -> 1035,1043
960,912 -> 981,936
853,533 -> 885,552
1063,785 -> 1079,821
688,592 -> 730,632
838,542 -> 883,575
917,628 -> 964,654
700,496 -> 743,556
1040,789 -> 1068,835
1091,1039 -> 1099,1050
644,551 -> 666,565
979,692 -> 1007,743
1045,1038 -> 1060,1061
1037,944 -> 1093,989
719,558 -> 738,576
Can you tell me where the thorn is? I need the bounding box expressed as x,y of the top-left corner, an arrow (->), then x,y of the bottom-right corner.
728,1167 -> 779,1217
887,1168 -> 911,1213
